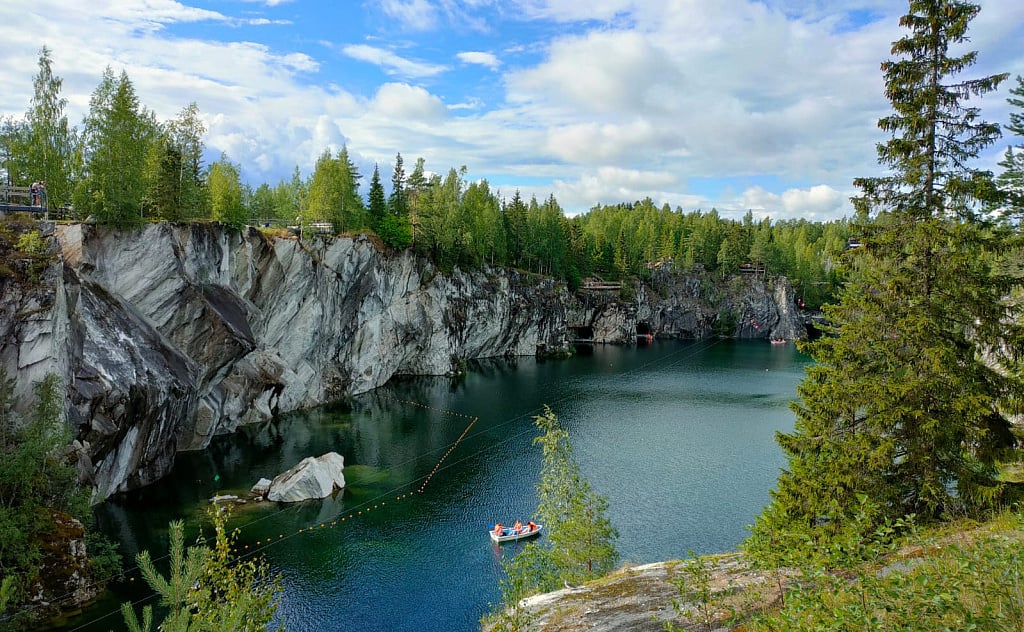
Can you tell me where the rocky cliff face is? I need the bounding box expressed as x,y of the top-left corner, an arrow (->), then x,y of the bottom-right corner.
571,271 -> 805,343
0,223 -> 806,499
2,223 -> 570,500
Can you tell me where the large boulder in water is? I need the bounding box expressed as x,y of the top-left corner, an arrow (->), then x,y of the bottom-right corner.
266,452 -> 345,502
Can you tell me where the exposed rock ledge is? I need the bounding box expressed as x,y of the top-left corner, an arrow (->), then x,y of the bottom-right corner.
490,554 -> 788,632
0,223 -> 806,500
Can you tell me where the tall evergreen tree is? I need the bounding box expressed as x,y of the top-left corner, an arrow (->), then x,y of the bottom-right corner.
748,0 -> 1020,566
996,75 -> 1024,215
388,152 -> 406,217
502,191 -> 528,268
368,163 -> 387,231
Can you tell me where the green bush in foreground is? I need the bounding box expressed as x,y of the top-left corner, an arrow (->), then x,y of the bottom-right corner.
749,512 -> 1024,631
121,505 -> 284,632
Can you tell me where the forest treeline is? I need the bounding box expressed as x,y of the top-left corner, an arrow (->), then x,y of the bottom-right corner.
2,47 -> 852,307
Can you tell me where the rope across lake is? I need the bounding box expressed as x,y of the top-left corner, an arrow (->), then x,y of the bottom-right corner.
62,338 -> 727,630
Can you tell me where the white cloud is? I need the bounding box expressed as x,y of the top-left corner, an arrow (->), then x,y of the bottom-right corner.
371,83 -> 448,122
456,51 -> 500,70
507,30 -> 683,114
0,0 -> 1021,220
342,44 -> 448,78
546,119 -> 685,163
380,0 -> 438,31
542,166 -> 698,211
742,185 -> 844,219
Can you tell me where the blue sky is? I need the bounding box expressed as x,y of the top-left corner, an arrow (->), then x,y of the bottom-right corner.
1,0 -> 1023,219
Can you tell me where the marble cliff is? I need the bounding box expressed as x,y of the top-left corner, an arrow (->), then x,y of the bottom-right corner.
0,222 -> 805,499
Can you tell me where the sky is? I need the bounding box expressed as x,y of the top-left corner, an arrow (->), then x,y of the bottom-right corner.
0,1 -> 1023,220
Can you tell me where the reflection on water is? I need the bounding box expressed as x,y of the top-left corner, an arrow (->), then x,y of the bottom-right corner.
55,340 -> 809,632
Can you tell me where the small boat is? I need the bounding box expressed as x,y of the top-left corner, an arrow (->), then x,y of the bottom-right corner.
769,338 -> 787,345
489,523 -> 543,543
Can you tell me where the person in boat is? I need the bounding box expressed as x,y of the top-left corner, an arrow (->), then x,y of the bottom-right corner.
493,523 -> 504,536
527,521 -> 537,532
513,520 -> 523,533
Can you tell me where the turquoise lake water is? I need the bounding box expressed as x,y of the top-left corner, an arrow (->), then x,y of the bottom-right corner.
56,339 -> 810,632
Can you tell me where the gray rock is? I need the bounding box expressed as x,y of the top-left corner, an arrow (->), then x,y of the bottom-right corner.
267,452 -> 345,503
251,477 -> 273,496
0,223 -> 806,500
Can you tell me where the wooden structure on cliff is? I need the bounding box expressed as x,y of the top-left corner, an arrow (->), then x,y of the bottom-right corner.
580,277 -> 623,292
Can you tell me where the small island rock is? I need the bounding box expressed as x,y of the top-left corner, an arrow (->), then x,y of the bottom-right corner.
267,452 -> 345,503
251,477 -> 272,496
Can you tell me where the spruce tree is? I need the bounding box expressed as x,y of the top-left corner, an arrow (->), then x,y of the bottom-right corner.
996,75 -> 1024,215
748,0 -> 1020,566
368,163 -> 386,231
388,152 -> 406,218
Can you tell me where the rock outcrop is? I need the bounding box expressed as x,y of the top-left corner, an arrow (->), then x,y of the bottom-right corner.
265,452 -> 346,503
1,223 -> 570,500
0,222 -> 807,499
31,512 -> 102,619
571,272 -> 805,343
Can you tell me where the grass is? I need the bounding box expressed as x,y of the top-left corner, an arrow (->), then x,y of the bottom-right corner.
743,509 -> 1024,632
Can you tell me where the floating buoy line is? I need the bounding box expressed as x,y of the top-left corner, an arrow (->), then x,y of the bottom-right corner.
60,337 -> 728,630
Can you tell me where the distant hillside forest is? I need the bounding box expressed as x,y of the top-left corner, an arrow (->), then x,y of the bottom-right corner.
3,47 -> 851,308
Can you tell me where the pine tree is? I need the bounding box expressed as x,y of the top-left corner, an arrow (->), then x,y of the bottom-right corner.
122,507 -> 282,632
748,0 -> 1020,567
368,163 -> 386,231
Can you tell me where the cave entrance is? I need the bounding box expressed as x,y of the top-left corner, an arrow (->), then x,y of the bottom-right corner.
571,325 -> 594,341
636,322 -> 654,344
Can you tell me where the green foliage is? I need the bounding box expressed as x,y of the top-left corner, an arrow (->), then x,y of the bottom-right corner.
663,552 -> 716,632
388,152 -> 407,218
749,0 -> 1021,569
15,230 -> 46,256
207,154 -> 246,228
305,146 -> 365,233
23,46 -> 78,209
515,407 -> 618,593
368,164 -> 387,232
0,575 -> 15,617
748,513 -> 1024,631
995,75 -> 1024,222
144,104 -> 207,222
377,214 -> 413,249
489,407 -> 618,627
122,506 -> 283,632
76,67 -> 159,225
0,371 -> 96,626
